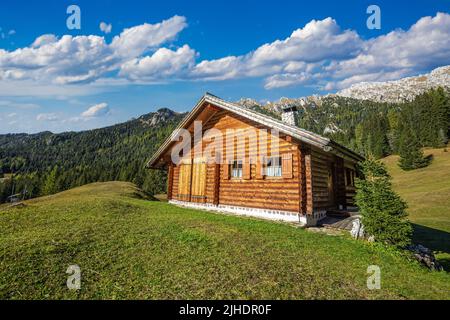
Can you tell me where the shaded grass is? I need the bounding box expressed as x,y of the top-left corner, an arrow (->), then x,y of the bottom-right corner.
1,181 -> 449,300
383,147 -> 450,267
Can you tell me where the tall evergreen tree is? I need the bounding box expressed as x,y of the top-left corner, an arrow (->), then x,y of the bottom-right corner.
355,158 -> 412,247
398,127 -> 430,171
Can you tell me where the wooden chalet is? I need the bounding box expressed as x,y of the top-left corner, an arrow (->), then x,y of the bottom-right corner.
147,93 -> 364,226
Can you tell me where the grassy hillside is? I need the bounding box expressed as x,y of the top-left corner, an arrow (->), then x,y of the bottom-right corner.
383,147 -> 450,269
1,182 -> 449,300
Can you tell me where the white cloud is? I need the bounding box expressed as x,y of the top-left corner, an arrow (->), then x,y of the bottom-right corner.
120,45 -> 196,80
100,22 -> 112,34
323,12 -> 450,89
110,15 -> 187,58
0,15 -> 188,88
8,30 -> 16,36
36,113 -> 59,121
31,34 -> 58,48
193,12 -> 450,90
81,103 -> 110,118
192,17 -> 362,82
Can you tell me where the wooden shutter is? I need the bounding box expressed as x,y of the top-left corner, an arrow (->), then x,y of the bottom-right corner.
282,153 -> 293,179
223,161 -> 230,180
256,156 -> 264,180
243,158 -> 251,180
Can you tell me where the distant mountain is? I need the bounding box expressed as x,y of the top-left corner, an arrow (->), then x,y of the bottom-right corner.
337,66 -> 450,103
236,72 -> 449,161
237,66 -> 450,115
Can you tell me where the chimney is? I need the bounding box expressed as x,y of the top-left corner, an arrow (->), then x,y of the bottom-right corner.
281,105 -> 299,127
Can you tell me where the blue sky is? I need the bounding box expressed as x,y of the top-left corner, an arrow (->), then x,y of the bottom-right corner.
0,0 -> 449,133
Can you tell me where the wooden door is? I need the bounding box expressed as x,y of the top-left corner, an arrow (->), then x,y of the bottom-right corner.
177,158 -> 207,203
191,159 -> 207,203
178,161 -> 192,201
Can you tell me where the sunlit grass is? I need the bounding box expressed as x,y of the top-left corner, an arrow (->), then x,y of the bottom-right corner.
0,181 -> 449,300
383,146 -> 450,269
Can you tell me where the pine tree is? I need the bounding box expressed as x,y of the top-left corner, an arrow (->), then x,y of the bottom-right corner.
355,158 -> 412,247
42,166 -> 59,196
398,127 -> 430,171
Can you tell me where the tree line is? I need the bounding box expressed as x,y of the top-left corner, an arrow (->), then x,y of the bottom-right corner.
0,109 -> 184,203
299,87 -> 449,168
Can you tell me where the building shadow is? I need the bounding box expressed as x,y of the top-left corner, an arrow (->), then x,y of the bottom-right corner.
411,223 -> 450,271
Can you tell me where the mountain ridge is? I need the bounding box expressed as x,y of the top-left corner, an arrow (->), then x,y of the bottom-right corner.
237,65 -> 450,112
337,65 -> 450,103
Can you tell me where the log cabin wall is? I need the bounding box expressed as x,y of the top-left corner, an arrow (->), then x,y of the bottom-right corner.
204,110 -> 302,213
172,165 -> 180,200
310,147 -> 335,213
168,106 -> 358,215
310,147 -> 350,212
170,109 -> 302,213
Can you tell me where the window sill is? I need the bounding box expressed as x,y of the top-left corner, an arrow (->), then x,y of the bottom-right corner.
264,176 -> 284,180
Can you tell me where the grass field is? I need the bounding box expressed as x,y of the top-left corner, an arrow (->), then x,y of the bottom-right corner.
1,181 -> 449,300
383,147 -> 450,269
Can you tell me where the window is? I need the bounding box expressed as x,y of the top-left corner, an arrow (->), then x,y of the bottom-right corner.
231,160 -> 243,178
266,156 -> 282,177
346,168 -> 355,186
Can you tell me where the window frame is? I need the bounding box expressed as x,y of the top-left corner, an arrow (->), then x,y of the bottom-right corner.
265,156 -> 283,178
346,168 -> 355,187
231,160 -> 243,179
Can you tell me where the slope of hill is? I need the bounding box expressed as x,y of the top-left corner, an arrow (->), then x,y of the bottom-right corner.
338,66 -> 450,103
1,181 -> 449,300
383,147 -> 450,267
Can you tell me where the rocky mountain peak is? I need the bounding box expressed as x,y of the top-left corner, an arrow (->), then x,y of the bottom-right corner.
336,65 -> 450,103
139,108 -> 180,127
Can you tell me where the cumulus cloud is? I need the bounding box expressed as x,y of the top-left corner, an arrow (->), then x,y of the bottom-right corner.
100,22 -> 112,34
31,34 -> 58,48
110,15 -> 187,58
0,15 -> 188,87
192,17 -> 362,82
193,12 -> 450,90
323,12 -> 450,89
120,45 -> 196,80
81,103 -> 109,118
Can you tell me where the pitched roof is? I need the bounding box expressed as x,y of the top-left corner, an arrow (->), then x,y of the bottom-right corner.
147,93 -> 364,168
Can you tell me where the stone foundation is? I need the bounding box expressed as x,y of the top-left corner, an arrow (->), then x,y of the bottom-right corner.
169,200 -> 326,226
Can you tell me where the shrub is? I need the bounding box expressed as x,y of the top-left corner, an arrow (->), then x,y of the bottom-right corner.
355,157 -> 412,247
